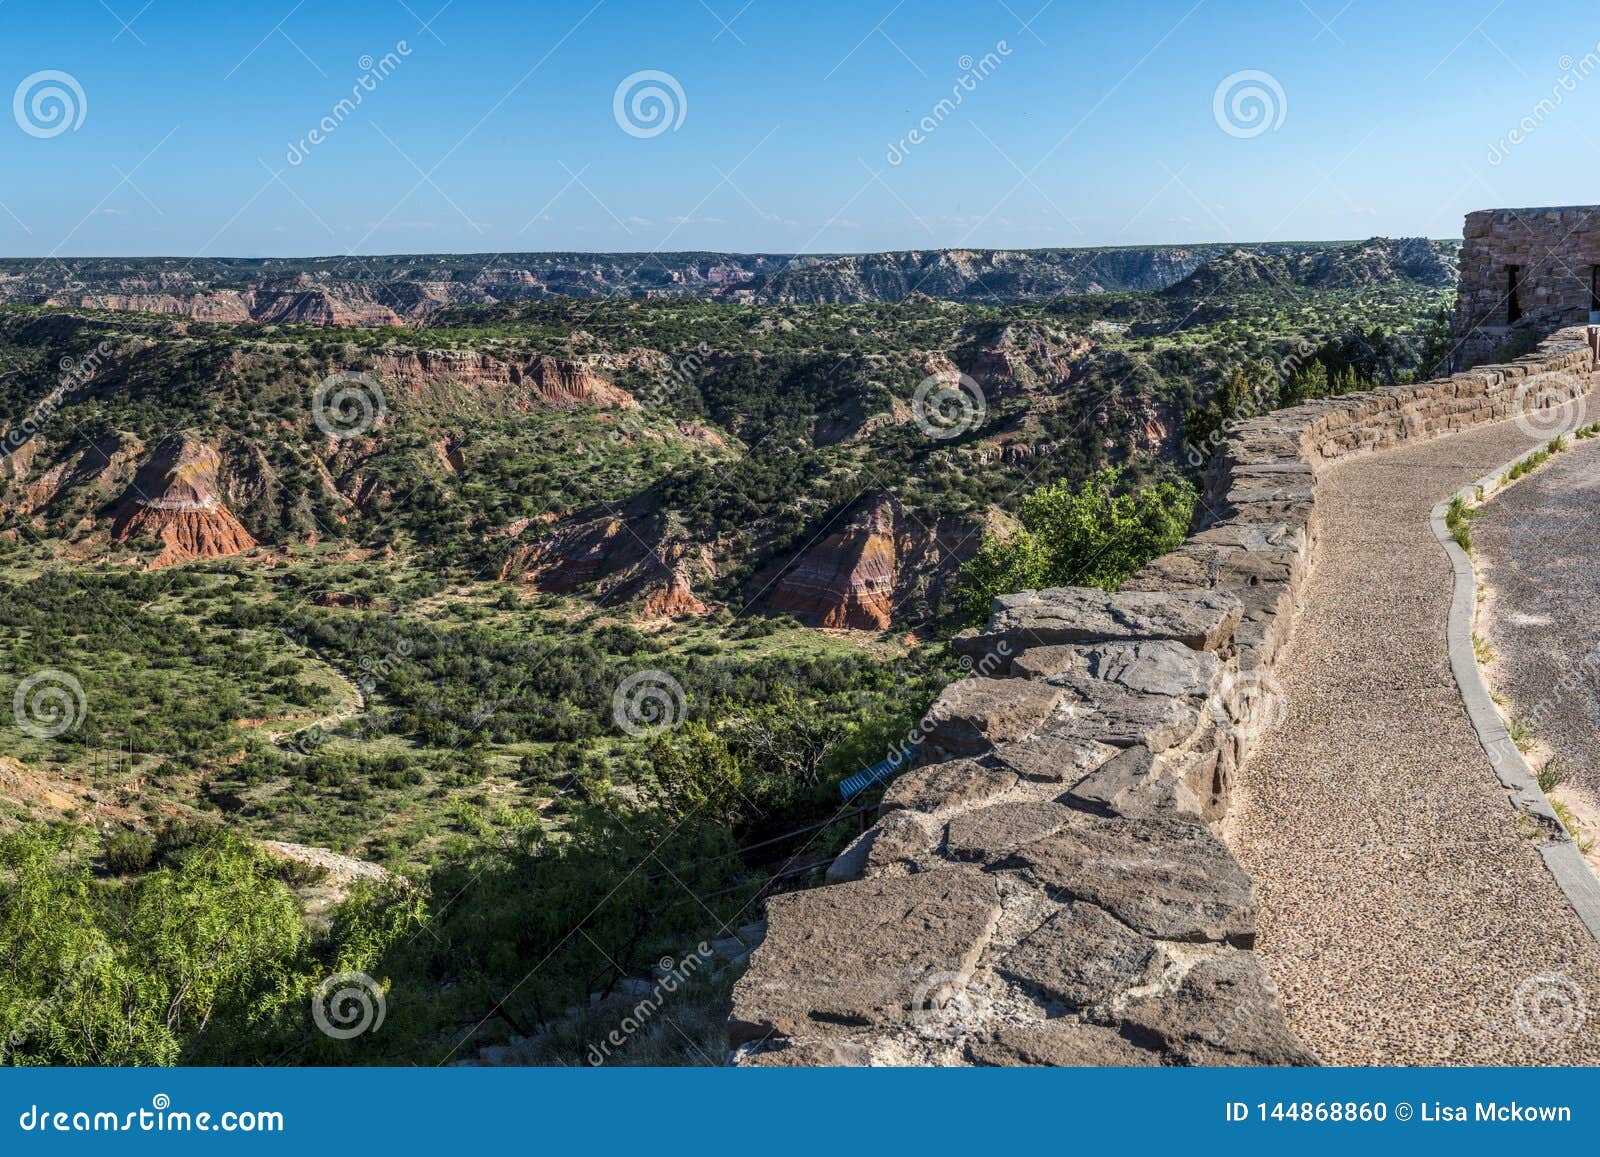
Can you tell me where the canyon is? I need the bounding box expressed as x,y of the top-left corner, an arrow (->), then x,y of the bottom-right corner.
0,240 -> 1450,325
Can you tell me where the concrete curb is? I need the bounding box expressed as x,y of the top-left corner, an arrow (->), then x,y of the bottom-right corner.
1430,438 -> 1600,946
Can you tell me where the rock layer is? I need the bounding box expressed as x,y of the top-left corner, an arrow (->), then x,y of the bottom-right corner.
373,350 -> 637,410
765,495 -> 974,631
111,438 -> 257,567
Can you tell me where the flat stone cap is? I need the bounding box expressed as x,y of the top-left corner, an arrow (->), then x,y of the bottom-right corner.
727,868 -> 1001,1045
973,587 -> 1243,653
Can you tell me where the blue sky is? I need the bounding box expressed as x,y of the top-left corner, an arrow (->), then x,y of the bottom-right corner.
2,0 -> 1598,256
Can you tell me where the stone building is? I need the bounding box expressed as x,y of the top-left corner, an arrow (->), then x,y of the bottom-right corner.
1454,205 -> 1600,366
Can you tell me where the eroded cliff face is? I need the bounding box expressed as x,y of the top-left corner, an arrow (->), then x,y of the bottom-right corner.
499,512 -> 712,619
960,324 -> 1089,400
765,496 -> 977,631
371,350 -> 638,411
0,244 -> 1375,320
47,289 -> 407,327
8,433 -> 143,520
111,438 -> 257,567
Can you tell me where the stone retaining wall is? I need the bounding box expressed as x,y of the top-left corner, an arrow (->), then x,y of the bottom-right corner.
727,328 -> 1596,1067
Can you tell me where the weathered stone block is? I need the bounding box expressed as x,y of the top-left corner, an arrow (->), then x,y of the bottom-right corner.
1000,813 -> 1257,944
1040,687 -> 1204,752
990,733 -> 1117,783
964,1021 -> 1162,1067
944,801 -> 1078,861
994,902 -> 1163,1009
878,758 -> 1018,817
917,676 -> 1065,759
1065,744 -> 1201,819
963,587 -> 1242,655
727,868 -> 1002,1045
1012,639 -> 1221,701
1117,952 -> 1318,1066
735,1039 -> 871,1066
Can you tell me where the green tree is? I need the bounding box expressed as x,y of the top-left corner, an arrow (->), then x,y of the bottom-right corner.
634,721 -> 746,827
957,468 -> 1197,623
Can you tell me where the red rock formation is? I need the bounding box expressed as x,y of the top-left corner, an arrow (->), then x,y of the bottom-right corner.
499,512 -> 711,619
50,292 -> 254,322
960,325 -> 1088,398
111,439 -> 257,567
641,567 -> 708,619
499,516 -> 643,590
9,433 -> 143,518
434,438 -> 466,474
372,350 -> 636,410
248,290 -> 404,327
768,500 -> 900,630
766,496 -> 981,631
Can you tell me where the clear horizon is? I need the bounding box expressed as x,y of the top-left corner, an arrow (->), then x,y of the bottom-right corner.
3,0 -> 1599,258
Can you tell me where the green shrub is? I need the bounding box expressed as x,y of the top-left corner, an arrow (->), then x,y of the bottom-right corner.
957,467 -> 1197,623
103,830 -> 156,875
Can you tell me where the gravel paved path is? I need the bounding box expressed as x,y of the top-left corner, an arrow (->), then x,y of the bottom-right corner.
1230,402 -> 1600,1065
1474,438 -> 1600,810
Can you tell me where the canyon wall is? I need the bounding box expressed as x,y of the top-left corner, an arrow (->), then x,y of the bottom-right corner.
0,242 -> 1418,321
727,327 -> 1596,1067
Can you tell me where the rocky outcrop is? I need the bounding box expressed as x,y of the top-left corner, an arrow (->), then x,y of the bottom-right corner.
730,324 -> 1598,1067
1164,237 -> 1457,300
640,566 -> 707,619
111,438 -> 257,567
5,432 -> 142,520
767,500 -> 898,630
371,350 -> 637,411
48,289 -> 404,327
958,325 -> 1087,399
500,511 -> 710,618
500,514 -> 645,591
765,496 -> 974,631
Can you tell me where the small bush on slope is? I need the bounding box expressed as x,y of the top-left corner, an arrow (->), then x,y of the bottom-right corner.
956,467 -> 1198,624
